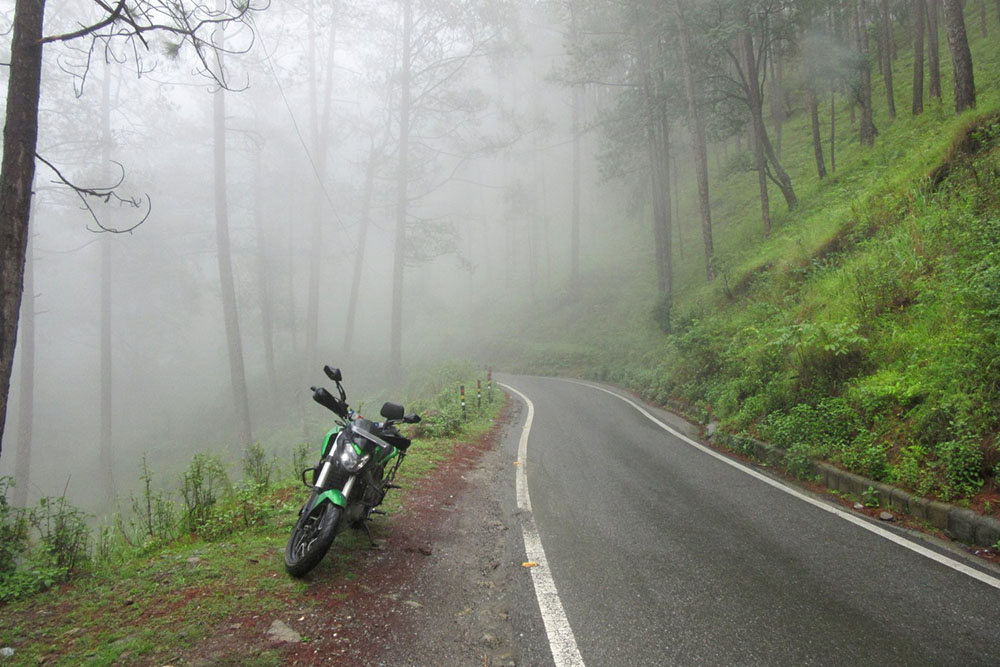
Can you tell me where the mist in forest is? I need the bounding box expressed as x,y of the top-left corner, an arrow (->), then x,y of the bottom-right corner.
0,0 -> 636,512
3,0 -> 944,512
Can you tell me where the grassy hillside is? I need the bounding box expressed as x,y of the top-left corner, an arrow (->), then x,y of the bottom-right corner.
487,5 -> 1000,505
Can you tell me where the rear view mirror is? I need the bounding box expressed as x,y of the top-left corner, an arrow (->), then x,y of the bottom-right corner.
380,402 -> 405,421
324,366 -> 343,382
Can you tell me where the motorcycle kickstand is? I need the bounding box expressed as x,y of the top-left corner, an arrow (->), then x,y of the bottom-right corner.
360,520 -> 379,548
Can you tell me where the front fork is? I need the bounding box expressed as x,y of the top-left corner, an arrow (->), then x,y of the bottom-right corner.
307,458 -> 355,512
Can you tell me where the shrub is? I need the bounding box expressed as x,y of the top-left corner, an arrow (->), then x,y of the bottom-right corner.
200,483 -> 275,541
1,491 -> 91,602
652,293 -> 673,334
242,443 -> 273,495
936,436 -> 983,500
290,442 -> 312,483
778,321 -> 869,396
759,397 -> 861,479
128,455 -> 176,547
0,477 -> 29,578
180,454 -> 230,534
841,431 -> 890,481
29,495 -> 91,573
895,444 -> 934,496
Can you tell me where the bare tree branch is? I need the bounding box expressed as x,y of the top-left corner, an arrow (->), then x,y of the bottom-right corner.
34,153 -> 151,234
40,1 -> 267,90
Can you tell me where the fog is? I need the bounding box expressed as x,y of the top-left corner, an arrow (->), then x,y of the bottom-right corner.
0,0 -> 648,512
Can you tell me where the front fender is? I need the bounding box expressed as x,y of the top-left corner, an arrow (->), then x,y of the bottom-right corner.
313,488 -> 347,509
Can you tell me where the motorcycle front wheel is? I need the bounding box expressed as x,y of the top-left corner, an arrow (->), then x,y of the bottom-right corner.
284,495 -> 341,577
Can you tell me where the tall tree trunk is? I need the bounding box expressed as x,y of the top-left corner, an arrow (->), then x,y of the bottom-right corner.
741,20 -> 771,236
0,0 -> 45,459
855,0 -> 877,146
671,152 -> 682,259
879,0 -> 896,119
644,128 -> 668,294
657,108 -> 673,296
673,0 -> 714,281
305,1 -> 321,376
304,5 -> 337,377
100,63 -> 114,505
830,87 -> 837,173
12,217 -> 34,506
654,33 -> 673,294
927,0 -> 943,100
637,19 -> 671,296
740,9 -> 796,218
807,59 -> 827,179
344,141 -> 379,355
213,17 -> 253,453
390,0 -> 412,384
913,0 -> 926,115
252,149 -> 278,397
769,42 -> 785,159
942,0 -> 976,112
568,6 -> 582,300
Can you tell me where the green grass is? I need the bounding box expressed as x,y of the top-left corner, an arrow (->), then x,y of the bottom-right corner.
0,366 -> 505,665
484,5 -> 1000,504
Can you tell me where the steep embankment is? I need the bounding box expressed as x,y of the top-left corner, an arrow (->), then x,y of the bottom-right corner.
484,18 -> 1000,509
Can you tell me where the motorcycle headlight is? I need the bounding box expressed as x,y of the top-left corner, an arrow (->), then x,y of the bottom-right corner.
339,441 -> 371,473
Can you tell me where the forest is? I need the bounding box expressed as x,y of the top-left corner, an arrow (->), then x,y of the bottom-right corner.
1,0 -> 1000,605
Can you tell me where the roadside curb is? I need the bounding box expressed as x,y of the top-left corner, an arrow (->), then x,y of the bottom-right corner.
707,430 -> 1000,549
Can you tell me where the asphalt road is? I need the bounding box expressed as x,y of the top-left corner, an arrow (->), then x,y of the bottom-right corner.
500,375 -> 1000,667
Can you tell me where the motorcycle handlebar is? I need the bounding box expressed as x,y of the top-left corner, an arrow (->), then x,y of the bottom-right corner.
311,386 -> 348,418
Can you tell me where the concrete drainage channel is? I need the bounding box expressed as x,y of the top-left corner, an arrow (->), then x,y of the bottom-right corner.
706,428 -> 1000,549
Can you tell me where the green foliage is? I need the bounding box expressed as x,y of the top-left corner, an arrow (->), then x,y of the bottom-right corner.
841,431 -> 891,482
896,445 -> 934,497
861,486 -> 880,508
507,95 -> 1000,502
936,436 -> 984,501
242,443 -> 273,494
30,495 -> 91,573
778,321 -> 869,396
0,477 -> 29,579
1,487 -> 91,603
406,362 -> 484,439
180,454 -> 231,535
290,442 -> 311,483
199,482 -> 275,541
652,293 -> 673,334
128,454 -> 177,549
758,397 -> 860,479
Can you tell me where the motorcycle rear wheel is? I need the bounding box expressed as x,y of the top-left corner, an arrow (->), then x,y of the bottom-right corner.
284,495 -> 341,577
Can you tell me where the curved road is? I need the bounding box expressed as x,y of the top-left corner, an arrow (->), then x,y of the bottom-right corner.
501,375 -> 1000,666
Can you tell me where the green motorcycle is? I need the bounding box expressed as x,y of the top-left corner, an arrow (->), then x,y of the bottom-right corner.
285,365 -> 421,577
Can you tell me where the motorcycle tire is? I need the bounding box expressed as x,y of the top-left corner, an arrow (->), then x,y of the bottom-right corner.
284,495 -> 341,577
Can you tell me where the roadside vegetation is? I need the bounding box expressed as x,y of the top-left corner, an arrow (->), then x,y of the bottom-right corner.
487,4 -> 1000,507
0,364 -> 503,665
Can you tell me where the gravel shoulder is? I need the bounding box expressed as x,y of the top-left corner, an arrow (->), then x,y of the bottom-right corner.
221,392 -> 545,666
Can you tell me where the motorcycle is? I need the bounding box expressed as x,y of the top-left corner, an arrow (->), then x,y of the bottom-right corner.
285,365 -> 421,577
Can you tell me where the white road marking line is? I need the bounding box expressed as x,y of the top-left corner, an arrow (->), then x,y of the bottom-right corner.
568,379 -> 1000,592
500,382 -> 586,667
